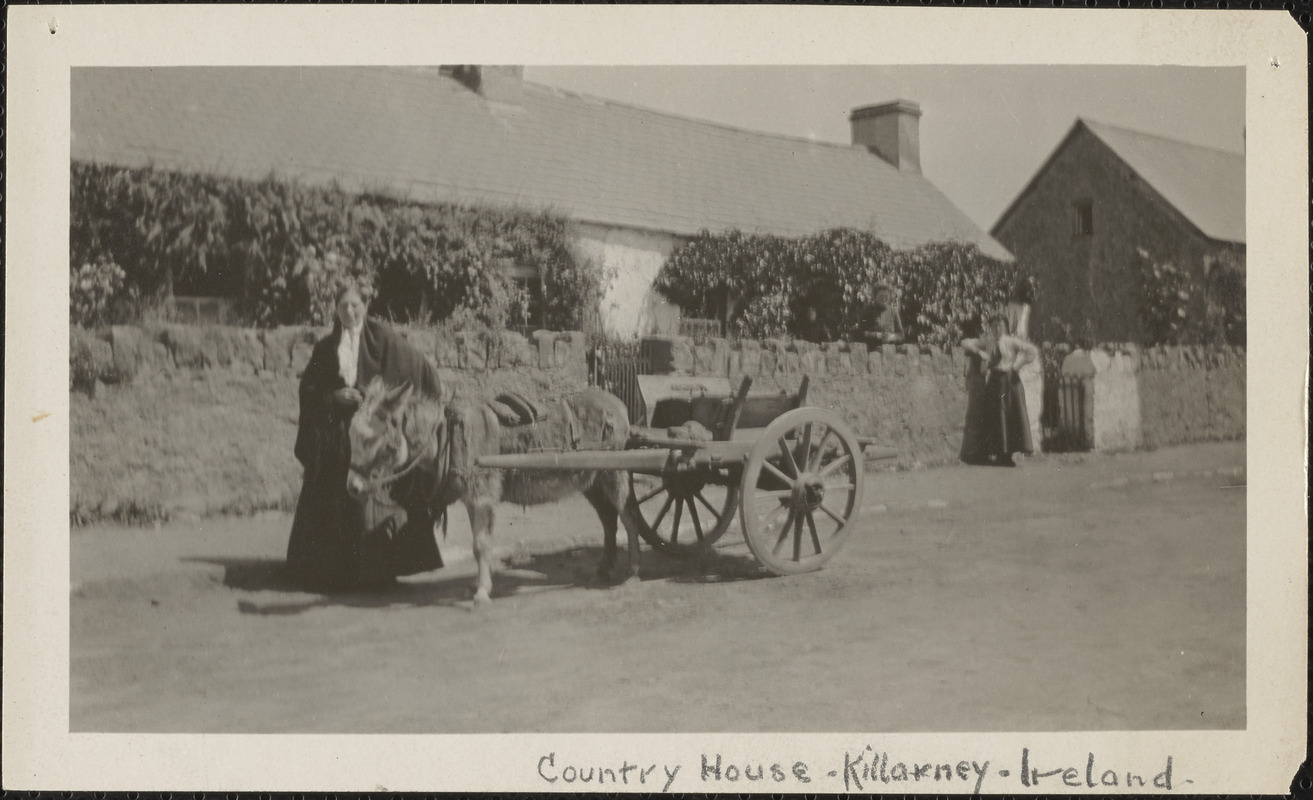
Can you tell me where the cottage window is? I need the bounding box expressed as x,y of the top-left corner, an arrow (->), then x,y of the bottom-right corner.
502,262 -> 544,331
1072,200 -> 1094,237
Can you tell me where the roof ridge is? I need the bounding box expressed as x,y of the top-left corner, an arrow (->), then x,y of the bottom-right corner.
72,67 -> 1013,258
521,78 -> 876,157
1080,117 -> 1245,159
268,66 -> 896,162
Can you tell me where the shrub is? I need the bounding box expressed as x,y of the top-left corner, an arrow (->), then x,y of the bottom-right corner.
1134,250 -> 1194,346
1128,246 -> 1247,348
654,228 -> 1020,347
70,163 -> 607,332
70,163 -> 229,311
1203,250 -> 1245,347
70,328 -> 104,392
70,259 -> 129,328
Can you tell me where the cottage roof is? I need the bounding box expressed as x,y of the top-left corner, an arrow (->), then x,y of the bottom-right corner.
71,67 -> 1011,259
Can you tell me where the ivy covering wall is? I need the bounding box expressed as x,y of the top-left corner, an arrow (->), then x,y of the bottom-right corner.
69,162 -> 607,332
654,229 -> 1021,348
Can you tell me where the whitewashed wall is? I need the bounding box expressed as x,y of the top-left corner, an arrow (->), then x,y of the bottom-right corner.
575,222 -> 681,338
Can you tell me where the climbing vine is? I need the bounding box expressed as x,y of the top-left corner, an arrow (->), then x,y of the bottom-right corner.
70,162 -> 608,332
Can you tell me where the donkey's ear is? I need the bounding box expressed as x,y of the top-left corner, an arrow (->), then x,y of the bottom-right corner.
385,381 -> 414,409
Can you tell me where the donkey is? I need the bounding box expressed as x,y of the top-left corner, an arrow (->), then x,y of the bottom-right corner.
345,377 -> 639,605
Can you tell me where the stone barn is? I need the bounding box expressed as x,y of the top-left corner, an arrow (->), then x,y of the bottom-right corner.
72,66 -> 1010,336
991,119 -> 1245,343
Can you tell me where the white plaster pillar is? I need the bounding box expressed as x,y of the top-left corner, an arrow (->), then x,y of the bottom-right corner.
1062,348 -> 1143,452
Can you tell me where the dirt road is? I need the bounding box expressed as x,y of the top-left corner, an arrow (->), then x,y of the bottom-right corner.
71,443 -> 1245,733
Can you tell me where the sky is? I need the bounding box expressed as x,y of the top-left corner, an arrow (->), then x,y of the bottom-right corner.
525,66 -> 1245,232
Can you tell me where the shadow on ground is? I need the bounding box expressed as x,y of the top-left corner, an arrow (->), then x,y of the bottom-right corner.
186,544 -> 769,617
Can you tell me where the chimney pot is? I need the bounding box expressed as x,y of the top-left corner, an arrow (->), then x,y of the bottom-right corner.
850,99 -> 922,174
440,65 -> 523,103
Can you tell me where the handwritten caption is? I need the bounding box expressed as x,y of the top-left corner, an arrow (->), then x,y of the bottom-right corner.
537,748 -> 1191,794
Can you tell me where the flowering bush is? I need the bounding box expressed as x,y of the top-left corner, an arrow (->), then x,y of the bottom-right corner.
654,228 -> 1020,347
70,259 -> 129,327
70,164 -> 229,308
1133,249 -> 1195,346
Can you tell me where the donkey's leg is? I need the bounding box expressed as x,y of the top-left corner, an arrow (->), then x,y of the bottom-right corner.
464,497 -> 497,606
590,469 -> 641,585
613,470 -> 643,584
583,480 -> 619,583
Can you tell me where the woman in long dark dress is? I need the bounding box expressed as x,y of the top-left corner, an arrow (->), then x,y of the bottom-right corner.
286,279 -> 445,592
958,316 -> 990,464
960,313 -> 1038,467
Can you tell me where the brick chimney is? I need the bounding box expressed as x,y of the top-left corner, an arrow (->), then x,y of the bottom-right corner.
849,100 -> 922,175
440,65 -> 523,104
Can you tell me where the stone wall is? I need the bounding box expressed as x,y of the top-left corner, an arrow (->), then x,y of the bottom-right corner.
73,325 -> 1245,466
71,324 -> 592,403
1136,344 -> 1246,448
1061,343 -> 1245,452
640,335 -> 980,467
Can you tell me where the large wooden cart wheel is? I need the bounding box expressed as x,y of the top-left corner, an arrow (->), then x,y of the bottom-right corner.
739,406 -> 865,575
627,468 -> 741,557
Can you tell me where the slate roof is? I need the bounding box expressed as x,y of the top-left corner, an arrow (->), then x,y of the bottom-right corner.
993,118 -> 1245,245
71,67 -> 1011,259
1083,120 -> 1245,245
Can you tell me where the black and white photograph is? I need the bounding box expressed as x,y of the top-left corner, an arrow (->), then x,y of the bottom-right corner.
4,5 -> 1307,795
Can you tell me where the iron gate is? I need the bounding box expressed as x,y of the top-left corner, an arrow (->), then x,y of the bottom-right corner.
1041,364 -> 1090,452
588,342 -> 650,426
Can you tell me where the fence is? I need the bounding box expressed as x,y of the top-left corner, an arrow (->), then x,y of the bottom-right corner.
1041,365 -> 1090,452
587,341 -> 650,425
678,317 -> 723,338
164,296 -> 237,325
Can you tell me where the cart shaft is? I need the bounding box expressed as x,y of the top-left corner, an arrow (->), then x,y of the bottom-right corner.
476,439 -> 758,472
476,449 -> 672,472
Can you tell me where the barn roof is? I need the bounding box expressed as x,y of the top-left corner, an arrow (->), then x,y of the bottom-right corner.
1084,120 -> 1246,245
71,66 -> 1011,259
994,118 -> 1245,245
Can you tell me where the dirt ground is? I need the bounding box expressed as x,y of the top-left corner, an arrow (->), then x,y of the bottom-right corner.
71,442 -> 1245,733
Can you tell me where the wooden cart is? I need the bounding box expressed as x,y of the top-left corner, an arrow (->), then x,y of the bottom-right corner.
476,375 -> 897,576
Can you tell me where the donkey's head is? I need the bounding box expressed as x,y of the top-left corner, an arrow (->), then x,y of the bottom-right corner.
346,377 -> 414,500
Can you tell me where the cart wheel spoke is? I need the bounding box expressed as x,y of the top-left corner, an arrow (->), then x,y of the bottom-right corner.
762,502 -> 791,530
762,459 -> 794,487
792,510 -> 804,561
819,451 -> 852,478
770,507 -> 796,556
807,427 -> 834,471
635,483 -> 666,505
753,488 -> 795,499
631,472 -> 739,556
800,422 -> 814,469
650,493 -> 675,531
817,500 -> 846,526
776,437 -> 800,478
688,500 -> 705,541
670,497 -> 684,544
806,511 -> 823,555
693,491 -> 723,527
